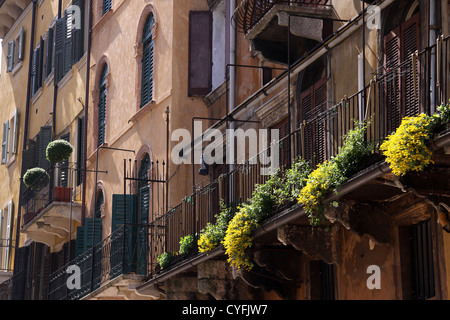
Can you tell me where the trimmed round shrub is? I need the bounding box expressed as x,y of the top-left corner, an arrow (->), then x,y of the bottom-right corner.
23,168 -> 50,191
46,140 -> 73,163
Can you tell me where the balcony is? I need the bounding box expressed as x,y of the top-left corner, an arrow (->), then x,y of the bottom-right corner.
233,0 -> 333,63
0,239 -> 15,285
20,164 -> 82,250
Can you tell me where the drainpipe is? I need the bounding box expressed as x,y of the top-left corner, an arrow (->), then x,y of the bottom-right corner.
15,0 -> 37,255
429,0 -> 438,114
51,0 -> 62,136
228,0 -> 236,201
81,0 -> 93,225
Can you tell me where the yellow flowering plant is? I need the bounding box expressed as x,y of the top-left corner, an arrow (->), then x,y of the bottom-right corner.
380,114 -> 434,176
223,204 -> 259,271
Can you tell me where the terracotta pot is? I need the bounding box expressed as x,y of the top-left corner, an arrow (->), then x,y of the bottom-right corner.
54,186 -> 71,202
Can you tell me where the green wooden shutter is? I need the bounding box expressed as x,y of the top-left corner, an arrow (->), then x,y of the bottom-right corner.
72,0 -> 85,63
112,194 -> 137,274
31,48 -> 39,95
137,185 -> 149,275
98,65 -> 107,147
38,37 -> 45,89
18,27 -> 25,61
45,27 -> 54,78
11,109 -> 19,155
6,40 -> 14,73
63,12 -> 72,75
54,17 -> 65,82
38,126 -> 52,170
75,225 -> 85,257
141,14 -> 154,107
2,121 -> 9,164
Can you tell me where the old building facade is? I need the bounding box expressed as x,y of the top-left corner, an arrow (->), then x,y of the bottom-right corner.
1,0 -> 450,300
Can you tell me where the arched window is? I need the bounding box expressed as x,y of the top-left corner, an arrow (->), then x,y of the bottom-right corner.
95,190 -> 104,219
98,64 -> 108,147
141,14 -> 155,107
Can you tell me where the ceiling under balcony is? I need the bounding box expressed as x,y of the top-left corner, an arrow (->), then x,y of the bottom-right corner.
233,0 -> 333,64
0,0 -> 30,39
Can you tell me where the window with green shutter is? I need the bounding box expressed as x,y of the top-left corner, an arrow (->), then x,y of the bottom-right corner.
98,64 -> 108,147
141,14 -> 154,107
2,121 -> 9,165
75,218 -> 102,257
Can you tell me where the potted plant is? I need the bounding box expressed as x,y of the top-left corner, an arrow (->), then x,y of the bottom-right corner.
46,140 -> 74,202
23,168 -> 50,191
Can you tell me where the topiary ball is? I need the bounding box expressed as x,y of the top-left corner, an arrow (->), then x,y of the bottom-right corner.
46,140 -> 74,163
23,168 -> 50,191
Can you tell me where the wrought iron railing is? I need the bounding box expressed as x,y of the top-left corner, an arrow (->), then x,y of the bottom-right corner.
143,35 -> 450,278
21,163 -> 82,228
0,239 -> 15,273
233,0 -> 331,34
48,226 -> 128,300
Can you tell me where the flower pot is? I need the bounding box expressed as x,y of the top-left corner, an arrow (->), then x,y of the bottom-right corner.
54,186 -> 71,203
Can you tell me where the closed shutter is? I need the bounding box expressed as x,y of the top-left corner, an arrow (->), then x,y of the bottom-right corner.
112,194 -> 138,274
4,201 -> 13,271
54,17 -> 65,82
2,121 -> 9,164
31,48 -> 40,95
6,40 -> 14,73
402,13 -> 420,117
138,185 -> 149,275
63,13 -> 72,75
18,27 -> 25,61
71,0 -> 85,63
188,11 -> 212,97
384,27 -> 401,135
37,126 -> 52,170
11,109 -> 19,155
271,118 -> 290,169
314,79 -> 327,165
38,37 -> 44,89
410,219 -> 435,300
98,66 -> 107,147
45,27 -> 54,78
141,14 -> 154,107
75,225 -> 85,257
300,88 -> 314,164
74,218 -> 102,256
299,79 -> 327,167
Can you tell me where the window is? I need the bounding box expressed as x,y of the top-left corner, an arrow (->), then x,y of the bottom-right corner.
141,14 -> 155,107
188,11 -> 212,96
45,26 -> 54,79
6,27 -> 25,73
0,201 -> 14,271
98,64 -> 108,147
2,109 -> 20,165
384,13 -> 420,135
399,219 -> 435,300
31,37 -> 44,96
55,0 -> 86,83
102,0 -> 112,16
271,117 -> 290,169
310,260 -> 336,300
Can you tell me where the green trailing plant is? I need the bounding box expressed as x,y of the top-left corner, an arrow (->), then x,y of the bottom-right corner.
282,157 -> 312,201
46,139 -> 74,163
179,234 -> 195,256
157,252 -> 174,270
333,121 -> 375,179
23,168 -> 50,191
198,200 -> 237,253
298,121 -> 374,225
